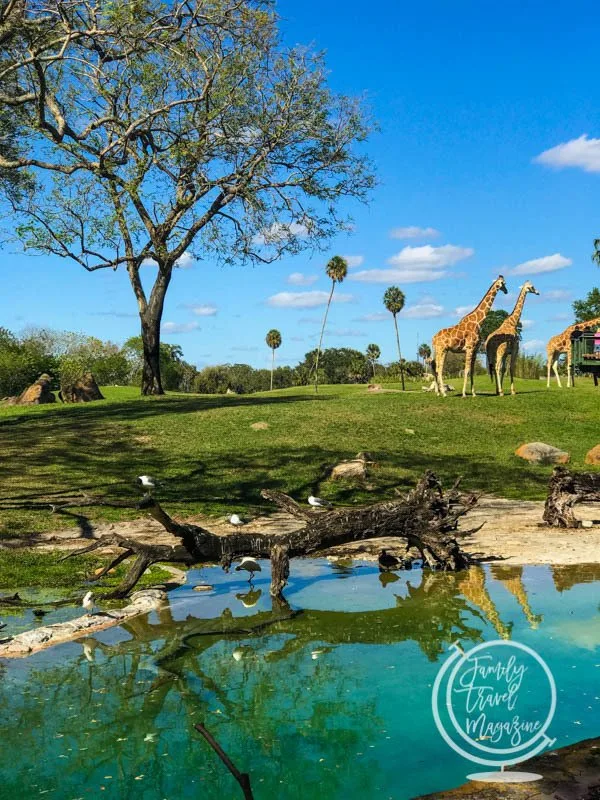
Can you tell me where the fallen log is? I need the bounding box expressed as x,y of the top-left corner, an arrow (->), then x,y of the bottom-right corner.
0,589 -> 166,658
59,472 -> 480,600
543,466 -> 600,527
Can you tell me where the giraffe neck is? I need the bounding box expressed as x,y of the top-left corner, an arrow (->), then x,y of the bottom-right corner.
507,287 -> 528,326
471,281 -> 502,322
572,316 -> 600,334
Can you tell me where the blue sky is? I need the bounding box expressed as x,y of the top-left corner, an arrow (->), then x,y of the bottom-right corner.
2,0 -> 600,369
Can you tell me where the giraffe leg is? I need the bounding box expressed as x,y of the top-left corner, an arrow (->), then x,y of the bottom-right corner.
435,348 -> 447,397
509,345 -> 518,395
462,347 -> 473,398
470,350 -> 479,396
552,358 -> 562,388
495,344 -> 506,396
567,350 -> 573,388
546,357 -> 551,388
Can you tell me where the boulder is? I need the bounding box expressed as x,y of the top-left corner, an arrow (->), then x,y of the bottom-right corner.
15,374 -> 56,405
59,372 -> 104,403
250,421 -> 269,430
331,460 -> 367,481
515,442 -> 570,465
584,444 -> 600,465
331,451 -> 374,481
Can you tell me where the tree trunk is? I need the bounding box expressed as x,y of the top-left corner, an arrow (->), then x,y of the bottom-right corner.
140,310 -> 164,395
393,314 -> 406,391
313,281 -> 335,393
543,466 -> 600,527
63,473 -> 481,600
270,347 -> 275,391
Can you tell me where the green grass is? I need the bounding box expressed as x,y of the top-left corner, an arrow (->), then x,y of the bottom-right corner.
0,378 -> 598,539
0,549 -> 174,590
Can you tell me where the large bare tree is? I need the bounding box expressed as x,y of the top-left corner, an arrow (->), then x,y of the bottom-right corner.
0,0 -> 374,393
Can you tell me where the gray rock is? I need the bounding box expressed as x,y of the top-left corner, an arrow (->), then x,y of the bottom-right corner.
515,442 -> 570,465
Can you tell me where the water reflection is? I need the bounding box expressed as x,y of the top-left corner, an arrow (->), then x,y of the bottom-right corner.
0,562 -> 599,800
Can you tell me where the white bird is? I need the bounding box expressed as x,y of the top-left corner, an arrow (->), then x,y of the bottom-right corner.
82,641 -> 95,663
235,557 -> 262,582
229,514 -> 244,526
82,591 -> 97,615
232,648 -> 244,662
308,495 -> 332,508
136,475 -> 160,490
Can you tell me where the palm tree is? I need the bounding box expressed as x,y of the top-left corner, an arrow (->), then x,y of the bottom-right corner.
366,343 -> 381,378
418,342 -> 431,366
265,329 -> 282,390
313,255 -> 348,392
383,286 -> 406,390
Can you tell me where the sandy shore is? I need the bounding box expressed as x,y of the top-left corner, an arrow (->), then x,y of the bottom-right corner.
2,497 -> 598,566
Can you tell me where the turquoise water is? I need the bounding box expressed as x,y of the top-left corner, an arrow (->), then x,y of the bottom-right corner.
0,561 -> 599,799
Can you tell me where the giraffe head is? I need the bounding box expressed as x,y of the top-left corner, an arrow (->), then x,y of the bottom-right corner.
520,280 -> 539,296
495,274 -> 508,294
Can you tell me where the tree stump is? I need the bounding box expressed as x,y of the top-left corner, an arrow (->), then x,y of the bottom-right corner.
543,466 -> 600,527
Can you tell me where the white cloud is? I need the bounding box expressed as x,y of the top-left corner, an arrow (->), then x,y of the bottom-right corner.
298,316 -> 322,325
534,135 -> 600,173
522,339 -> 546,353
352,244 -> 473,284
162,321 -> 200,334
401,302 -> 445,319
390,226 -> 440,240
266,291 -> 354,309
190,304 -> 218,317
342,255 -> 364,268
388,244 -> 474,268
542,289 -> 573,303
328,328 -> 366,338
287,272 -> 318,286
175,251 -> 194,269
352,268 -> 448,284
521,319 -> 534,329
508,253 -> 572,276
142,250 -> 195,269
355,312 -> 389,322
454,305 -> 474,317
253,221 -> 309,246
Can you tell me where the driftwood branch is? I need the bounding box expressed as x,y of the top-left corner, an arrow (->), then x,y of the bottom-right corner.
543,466 -> 600,527
194,723 -> 254,800
63,472 -> 479,599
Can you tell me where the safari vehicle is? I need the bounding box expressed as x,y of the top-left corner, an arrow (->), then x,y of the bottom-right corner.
572,329 -> 600,385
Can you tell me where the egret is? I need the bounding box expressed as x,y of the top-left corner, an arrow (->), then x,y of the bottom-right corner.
136,475 -> 160,491
378,550 -> 401,571
82,591 -> 97,615
308,495 -> 332,508
235,557 -> 261,582
229,514 -> 244,527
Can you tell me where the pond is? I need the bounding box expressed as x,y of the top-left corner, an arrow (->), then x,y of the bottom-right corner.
0,560 -> 599,799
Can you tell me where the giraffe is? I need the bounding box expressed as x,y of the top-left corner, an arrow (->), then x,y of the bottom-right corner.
485,281 -> 539,396
491,565 -> 543,630
432,275 -> 508,397
546,316 -> 600,388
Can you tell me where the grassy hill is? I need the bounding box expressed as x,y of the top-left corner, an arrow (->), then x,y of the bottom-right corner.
1,378 -> 598,538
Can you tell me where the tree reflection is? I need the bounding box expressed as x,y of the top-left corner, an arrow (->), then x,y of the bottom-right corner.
0,567 -> 532,799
